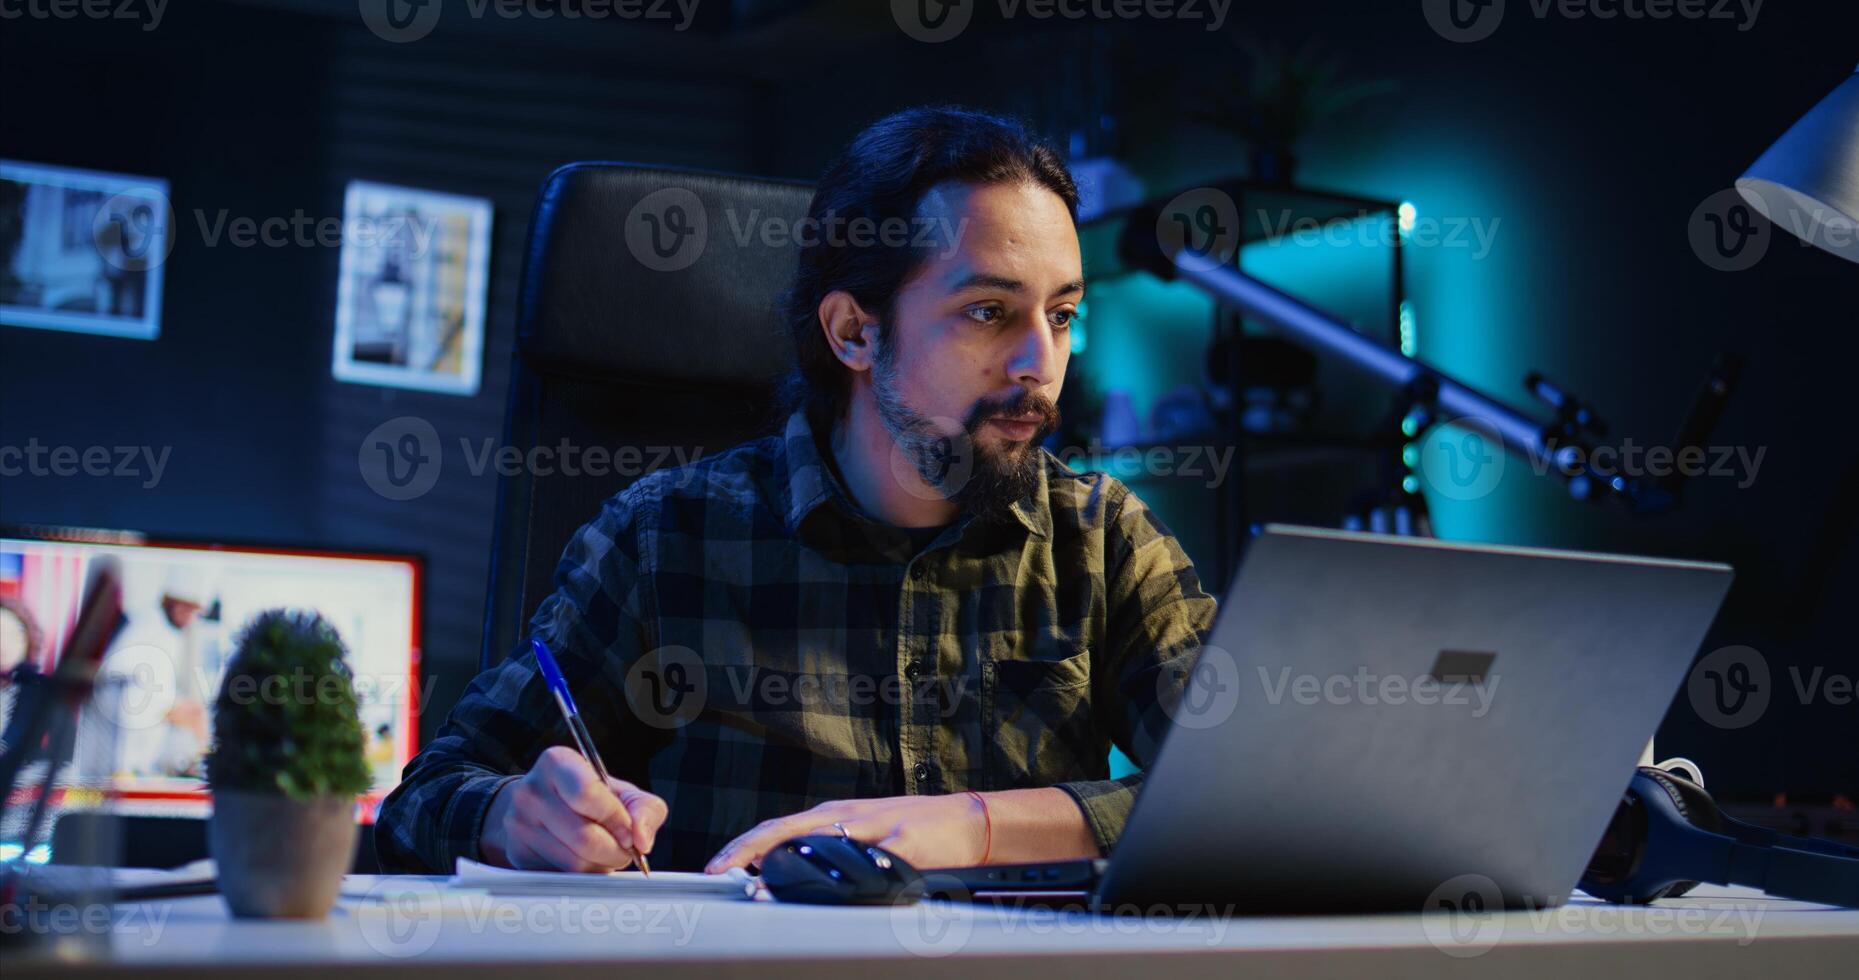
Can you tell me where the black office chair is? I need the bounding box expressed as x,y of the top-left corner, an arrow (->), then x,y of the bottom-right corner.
480,163 -> 815,669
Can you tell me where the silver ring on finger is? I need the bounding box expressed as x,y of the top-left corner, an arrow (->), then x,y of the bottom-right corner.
832,821 -> 851,840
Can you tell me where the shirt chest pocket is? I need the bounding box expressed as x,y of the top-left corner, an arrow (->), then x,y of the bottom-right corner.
984,635 -> 1097,787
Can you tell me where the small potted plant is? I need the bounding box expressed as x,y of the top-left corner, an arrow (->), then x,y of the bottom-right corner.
206,610 -> 371,918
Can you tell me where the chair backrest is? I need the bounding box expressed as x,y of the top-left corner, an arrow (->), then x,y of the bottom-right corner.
481,163 -> 814,669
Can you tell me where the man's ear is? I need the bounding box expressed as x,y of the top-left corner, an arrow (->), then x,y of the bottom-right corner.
817,290 -> 882,373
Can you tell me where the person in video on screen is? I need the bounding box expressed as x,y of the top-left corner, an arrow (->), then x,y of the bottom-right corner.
377,106 -> 1216,875
97,568 -> 216,778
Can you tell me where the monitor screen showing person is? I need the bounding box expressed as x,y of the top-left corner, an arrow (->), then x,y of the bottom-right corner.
0,531 -> 421,820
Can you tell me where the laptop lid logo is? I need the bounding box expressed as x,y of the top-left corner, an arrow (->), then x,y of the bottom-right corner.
1430,650 -> 1496,685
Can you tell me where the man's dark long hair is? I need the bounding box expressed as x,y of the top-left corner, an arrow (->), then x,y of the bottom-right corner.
780,106 -> 1079,425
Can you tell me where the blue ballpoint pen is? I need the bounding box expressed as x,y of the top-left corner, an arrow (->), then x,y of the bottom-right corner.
530,636 -> 651,876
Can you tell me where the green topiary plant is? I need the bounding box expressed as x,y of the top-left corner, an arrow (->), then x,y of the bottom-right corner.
206,609 -> 372,801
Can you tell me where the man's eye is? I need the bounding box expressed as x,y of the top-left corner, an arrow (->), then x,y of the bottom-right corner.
1049,309 -> 1074,330
965,305 -> 1003,324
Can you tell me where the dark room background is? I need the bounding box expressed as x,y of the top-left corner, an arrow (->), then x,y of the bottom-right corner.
3,0 -> 1854,814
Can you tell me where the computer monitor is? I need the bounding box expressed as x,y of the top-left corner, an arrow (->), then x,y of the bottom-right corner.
0,527 -> 421,823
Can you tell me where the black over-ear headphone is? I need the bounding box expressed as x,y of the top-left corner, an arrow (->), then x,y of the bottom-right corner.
1580,766 -> 1859,907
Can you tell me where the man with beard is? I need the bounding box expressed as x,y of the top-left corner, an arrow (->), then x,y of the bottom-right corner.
377,106 -> 1217,875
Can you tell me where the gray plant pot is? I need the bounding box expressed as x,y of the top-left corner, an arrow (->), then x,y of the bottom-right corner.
208,789 -> 358,919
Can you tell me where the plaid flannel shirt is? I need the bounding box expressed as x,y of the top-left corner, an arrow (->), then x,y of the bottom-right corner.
377,409 -> 1216,873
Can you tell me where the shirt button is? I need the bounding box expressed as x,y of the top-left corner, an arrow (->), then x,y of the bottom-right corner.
904,662 -> 920,680
910,564 -> 927,580
914,762 -> 931,782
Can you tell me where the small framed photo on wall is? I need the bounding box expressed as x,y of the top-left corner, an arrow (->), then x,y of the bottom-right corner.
332,181 -> 492,396
0,160 -> 170,341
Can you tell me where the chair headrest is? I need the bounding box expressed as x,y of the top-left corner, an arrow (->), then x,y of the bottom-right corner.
517,162 -> 814,387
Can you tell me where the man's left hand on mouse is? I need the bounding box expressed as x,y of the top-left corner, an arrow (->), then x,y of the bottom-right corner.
705,793 -> 986,873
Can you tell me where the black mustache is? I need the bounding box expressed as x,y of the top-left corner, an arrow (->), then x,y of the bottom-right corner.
966,390 -> 1061,433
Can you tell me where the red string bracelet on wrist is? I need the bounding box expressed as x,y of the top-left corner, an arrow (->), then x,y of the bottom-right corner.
966,790 -> 992,864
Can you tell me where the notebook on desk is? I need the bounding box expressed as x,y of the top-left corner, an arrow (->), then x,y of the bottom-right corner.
452,858 -> 756,899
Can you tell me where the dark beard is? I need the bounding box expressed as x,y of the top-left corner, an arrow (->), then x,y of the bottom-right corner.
871,346 -> 1061,523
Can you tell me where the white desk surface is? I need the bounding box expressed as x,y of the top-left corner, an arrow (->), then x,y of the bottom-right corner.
8,877 -> 1857,979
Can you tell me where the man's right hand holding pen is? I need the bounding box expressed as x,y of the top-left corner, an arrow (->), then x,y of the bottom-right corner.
479,745 -> 669,872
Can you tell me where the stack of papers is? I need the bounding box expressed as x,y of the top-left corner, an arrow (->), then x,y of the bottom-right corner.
451,858 -> 755,900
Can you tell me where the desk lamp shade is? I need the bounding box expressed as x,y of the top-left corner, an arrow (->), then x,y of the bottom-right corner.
1736,65 -> 1859,263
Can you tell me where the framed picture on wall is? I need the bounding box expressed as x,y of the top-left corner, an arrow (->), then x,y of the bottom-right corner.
0,160 -> 170,341
332,181 -> 492,396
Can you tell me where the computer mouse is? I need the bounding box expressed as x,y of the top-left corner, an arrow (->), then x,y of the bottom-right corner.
759,835 -> 924,906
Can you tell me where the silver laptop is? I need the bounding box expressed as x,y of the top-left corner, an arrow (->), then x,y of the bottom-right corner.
1093,524 -> 1733,915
